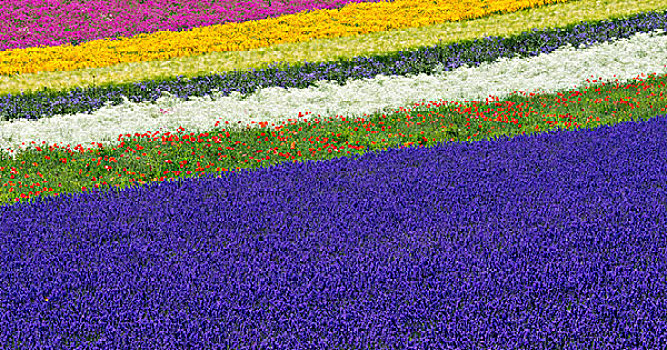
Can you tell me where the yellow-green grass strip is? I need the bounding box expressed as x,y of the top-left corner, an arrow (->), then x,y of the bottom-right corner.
0,0 -> 568,86
0,0 -> 661,96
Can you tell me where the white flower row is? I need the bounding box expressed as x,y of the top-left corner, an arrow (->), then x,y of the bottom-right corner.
1,29 -> 666,158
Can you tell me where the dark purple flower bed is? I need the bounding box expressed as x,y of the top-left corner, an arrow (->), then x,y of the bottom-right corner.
1,116 -> 667,349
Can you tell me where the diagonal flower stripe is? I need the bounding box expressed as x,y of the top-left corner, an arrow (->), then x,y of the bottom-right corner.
0,28 -> 666,159
2,114 -> 667,347
0,0 -> 567,76
1,0 -> 659,96
0,0 -> 395,51
1,0 -> 667,347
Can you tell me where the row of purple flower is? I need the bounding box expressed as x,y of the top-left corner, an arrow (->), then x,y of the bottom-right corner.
1,115 -> 666,348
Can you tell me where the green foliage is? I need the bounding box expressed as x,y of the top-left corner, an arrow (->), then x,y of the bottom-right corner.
0,73 -> 665,208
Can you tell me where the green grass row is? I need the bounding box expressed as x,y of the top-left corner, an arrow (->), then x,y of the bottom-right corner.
1,71 -> 665,208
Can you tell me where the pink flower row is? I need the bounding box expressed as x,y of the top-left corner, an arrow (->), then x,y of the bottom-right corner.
1,0 -> 392,51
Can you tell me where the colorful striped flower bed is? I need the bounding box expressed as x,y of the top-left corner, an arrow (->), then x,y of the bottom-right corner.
1,0 -> 667,348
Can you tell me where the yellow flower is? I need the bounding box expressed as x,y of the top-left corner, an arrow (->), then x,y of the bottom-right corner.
0,0 -> 568,76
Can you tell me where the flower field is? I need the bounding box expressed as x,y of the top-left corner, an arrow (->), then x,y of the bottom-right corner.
2,0 -> 667,348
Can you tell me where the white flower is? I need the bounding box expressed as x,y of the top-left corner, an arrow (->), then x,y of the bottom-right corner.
2,29 -> 667,158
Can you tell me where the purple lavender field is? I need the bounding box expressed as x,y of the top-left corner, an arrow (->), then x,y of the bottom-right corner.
1,114 -> 666,348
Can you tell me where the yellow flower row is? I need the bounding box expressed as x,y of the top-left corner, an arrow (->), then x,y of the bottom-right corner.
0,0 -> 570,77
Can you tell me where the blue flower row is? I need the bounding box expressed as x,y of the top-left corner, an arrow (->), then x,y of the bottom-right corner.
2,115 -> 666,348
